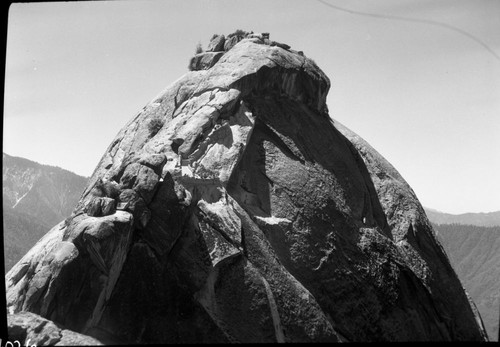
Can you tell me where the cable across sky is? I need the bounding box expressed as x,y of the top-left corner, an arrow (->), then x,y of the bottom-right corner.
316,0 -> 500,62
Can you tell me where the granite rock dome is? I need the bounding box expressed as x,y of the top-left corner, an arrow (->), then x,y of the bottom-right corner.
5,31 -> 488,343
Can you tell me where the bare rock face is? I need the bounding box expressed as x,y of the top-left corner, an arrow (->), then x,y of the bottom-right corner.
5,32 -> 488,343
8,311 -> 103,346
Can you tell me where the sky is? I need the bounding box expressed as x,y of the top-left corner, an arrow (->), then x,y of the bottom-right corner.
3,0 -> 500,214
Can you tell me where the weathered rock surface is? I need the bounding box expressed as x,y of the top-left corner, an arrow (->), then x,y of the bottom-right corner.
7,311 -> 103,345
5,31 -> 488,343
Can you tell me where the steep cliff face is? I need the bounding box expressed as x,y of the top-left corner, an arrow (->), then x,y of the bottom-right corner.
5,32 -> 488,343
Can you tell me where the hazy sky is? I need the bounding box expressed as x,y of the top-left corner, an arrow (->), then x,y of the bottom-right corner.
3,0 -> 500,214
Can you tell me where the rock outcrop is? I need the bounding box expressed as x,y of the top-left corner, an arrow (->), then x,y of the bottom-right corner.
5,31 -> 488,343
8,311 -> 103,346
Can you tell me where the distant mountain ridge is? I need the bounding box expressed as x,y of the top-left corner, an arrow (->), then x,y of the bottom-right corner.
2,152 -> 88,271
424,207 -> 500,227
425,207 -> 499,341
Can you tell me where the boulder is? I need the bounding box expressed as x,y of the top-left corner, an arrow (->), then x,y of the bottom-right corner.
207,34 -> 225,52
189,51 -> 224,71
84,196 -> 116,217
270,40 -> 291,50
223,35 -> 241,51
